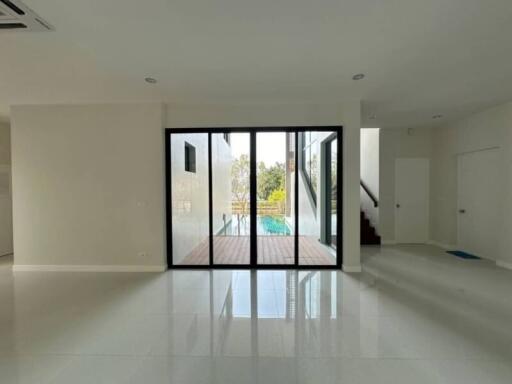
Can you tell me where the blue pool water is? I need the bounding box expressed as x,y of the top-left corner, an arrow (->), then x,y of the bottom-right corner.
258,215 -> 291,235
224,215 -> 291,236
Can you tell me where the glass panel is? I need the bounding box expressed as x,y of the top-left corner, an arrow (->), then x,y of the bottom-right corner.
212,132 -> 251,265
301,131 -> 318,202
256,132 -> 295,265
298,131 -> 337,266
305,146 -> 311,182
310,142 -> 318,199
330,139 -> 338,249
170,133 -> 209,265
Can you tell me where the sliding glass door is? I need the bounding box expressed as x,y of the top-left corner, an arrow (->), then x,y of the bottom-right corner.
211,132 -> 251,265
168,133 -> 210,266
256,132 -> 295,265
298,131 -> 338,266
166,127 -> 342,269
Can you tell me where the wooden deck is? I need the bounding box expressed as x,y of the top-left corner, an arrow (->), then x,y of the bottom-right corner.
178,236 -> 335,265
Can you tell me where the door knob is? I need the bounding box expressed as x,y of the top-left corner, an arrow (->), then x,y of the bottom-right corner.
396,204 -> 400,208
459,209 -> 466,214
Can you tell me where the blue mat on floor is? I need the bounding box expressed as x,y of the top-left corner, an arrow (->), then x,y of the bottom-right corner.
447,250 -> 481,260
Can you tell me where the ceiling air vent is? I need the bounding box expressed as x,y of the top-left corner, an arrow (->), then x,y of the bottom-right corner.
0,0 -> 53,32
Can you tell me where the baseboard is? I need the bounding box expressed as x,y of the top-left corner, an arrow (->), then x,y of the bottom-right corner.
496,260 -> 512,271
343,264 -> 362,273
427,240 -> 456,250
12,264 -> 167,272
381,240 -> 396,245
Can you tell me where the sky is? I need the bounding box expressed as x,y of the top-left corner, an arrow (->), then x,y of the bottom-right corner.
230,132 -> 286,166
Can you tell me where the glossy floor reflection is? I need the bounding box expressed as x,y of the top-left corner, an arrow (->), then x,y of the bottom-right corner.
2,245 -> 512,383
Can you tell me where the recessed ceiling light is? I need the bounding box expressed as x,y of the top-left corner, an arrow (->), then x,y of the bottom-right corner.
144,77 -> 157,84
432,114 -> 443,119
352,73 -> 365,81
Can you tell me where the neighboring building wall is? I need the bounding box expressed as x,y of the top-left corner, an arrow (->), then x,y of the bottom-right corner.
430,102 -> 512,267
212,135 -> 233,234
297,131 -> 333,238
285,132 -> 296,230
0,122 -> 12,256
379,127 -> 432,243
297,171 -> 317,236
11,104 -> 166,269
360,128 -> 379,230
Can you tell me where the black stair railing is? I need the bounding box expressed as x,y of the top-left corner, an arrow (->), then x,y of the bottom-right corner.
360,180 -> 378,208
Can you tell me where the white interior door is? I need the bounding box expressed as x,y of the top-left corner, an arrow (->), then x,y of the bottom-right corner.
395,158 -> 430,243
457,149 -> 500,260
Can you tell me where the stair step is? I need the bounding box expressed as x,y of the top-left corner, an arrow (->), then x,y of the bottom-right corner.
360,209 -> 381,245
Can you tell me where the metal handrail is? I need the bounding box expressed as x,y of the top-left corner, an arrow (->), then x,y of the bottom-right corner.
360,180 -> 378,208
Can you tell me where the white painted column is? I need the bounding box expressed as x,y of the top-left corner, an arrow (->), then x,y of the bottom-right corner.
340,101 -> 361,272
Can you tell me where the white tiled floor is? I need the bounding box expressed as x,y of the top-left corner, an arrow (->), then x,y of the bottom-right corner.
1,245 -> 512,383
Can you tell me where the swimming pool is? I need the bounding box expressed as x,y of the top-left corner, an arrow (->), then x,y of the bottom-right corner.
223,215 -> 292,236
257,215 -> 291,235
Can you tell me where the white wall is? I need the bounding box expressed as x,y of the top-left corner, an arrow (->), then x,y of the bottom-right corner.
9,101 -> 362,271
360,128 -> 379,230
371,102 -> 512,267
379,127 -> 432,243
11,104 -> 166,269
166,102 -> 362,271
0,122 -> 13,256
430,102 -> 512,267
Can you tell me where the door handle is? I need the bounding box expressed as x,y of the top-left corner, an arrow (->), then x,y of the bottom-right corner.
459,209 -> 466,214
396,204 -> 400,208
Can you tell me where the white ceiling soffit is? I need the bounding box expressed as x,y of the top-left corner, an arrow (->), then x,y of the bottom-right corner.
0,0 -> 52,32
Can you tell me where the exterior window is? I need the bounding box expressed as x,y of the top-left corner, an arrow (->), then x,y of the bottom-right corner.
184,142 -> 196,173
301,132 -> 318,204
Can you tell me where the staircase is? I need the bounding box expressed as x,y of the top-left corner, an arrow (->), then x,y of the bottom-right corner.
361,210 -> 380,245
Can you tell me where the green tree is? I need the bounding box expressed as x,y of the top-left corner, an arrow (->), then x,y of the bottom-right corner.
257,162 -> 285,200
231,154 -> 250,214
268,188 -> 286,214
268,188 -> 285,203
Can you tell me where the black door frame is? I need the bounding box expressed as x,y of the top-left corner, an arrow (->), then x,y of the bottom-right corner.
165,126 -> 343,270
323,133 -> 338,249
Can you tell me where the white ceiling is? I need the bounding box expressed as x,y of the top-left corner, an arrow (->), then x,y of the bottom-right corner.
1,0 -> 512,127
